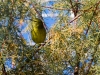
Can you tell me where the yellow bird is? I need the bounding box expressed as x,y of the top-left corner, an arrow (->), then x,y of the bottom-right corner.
31,18 -> 46,43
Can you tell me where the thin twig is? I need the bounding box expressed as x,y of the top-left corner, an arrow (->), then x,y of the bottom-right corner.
86,38 -> 100,75
42,6 -> 100,11
70,14 -> 82,23
32,4 -> 48,31
23,0 -> 48,31
42,6 -> 70,10
69,0 -> 74,12
2,64 -> 7,75
70,1 -> 100,23
85,1 -> 100,35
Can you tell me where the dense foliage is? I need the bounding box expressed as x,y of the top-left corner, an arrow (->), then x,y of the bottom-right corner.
0,0 -> 100,75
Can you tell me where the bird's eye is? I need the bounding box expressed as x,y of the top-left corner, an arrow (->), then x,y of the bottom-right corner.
34,20 -> 37,22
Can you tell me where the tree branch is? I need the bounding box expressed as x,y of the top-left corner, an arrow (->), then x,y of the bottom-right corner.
70,14 -> 82,23
85,37 -> 100,75
2,64 -> 7,75
85,1 -> 100,35
70,1 -> 100,23
23,0 -> 48,31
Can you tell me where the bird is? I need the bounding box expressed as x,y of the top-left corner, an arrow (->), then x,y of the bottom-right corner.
31,18 -> 46,43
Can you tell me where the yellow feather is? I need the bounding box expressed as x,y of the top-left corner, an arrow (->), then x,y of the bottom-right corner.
31,18 -> 46,43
